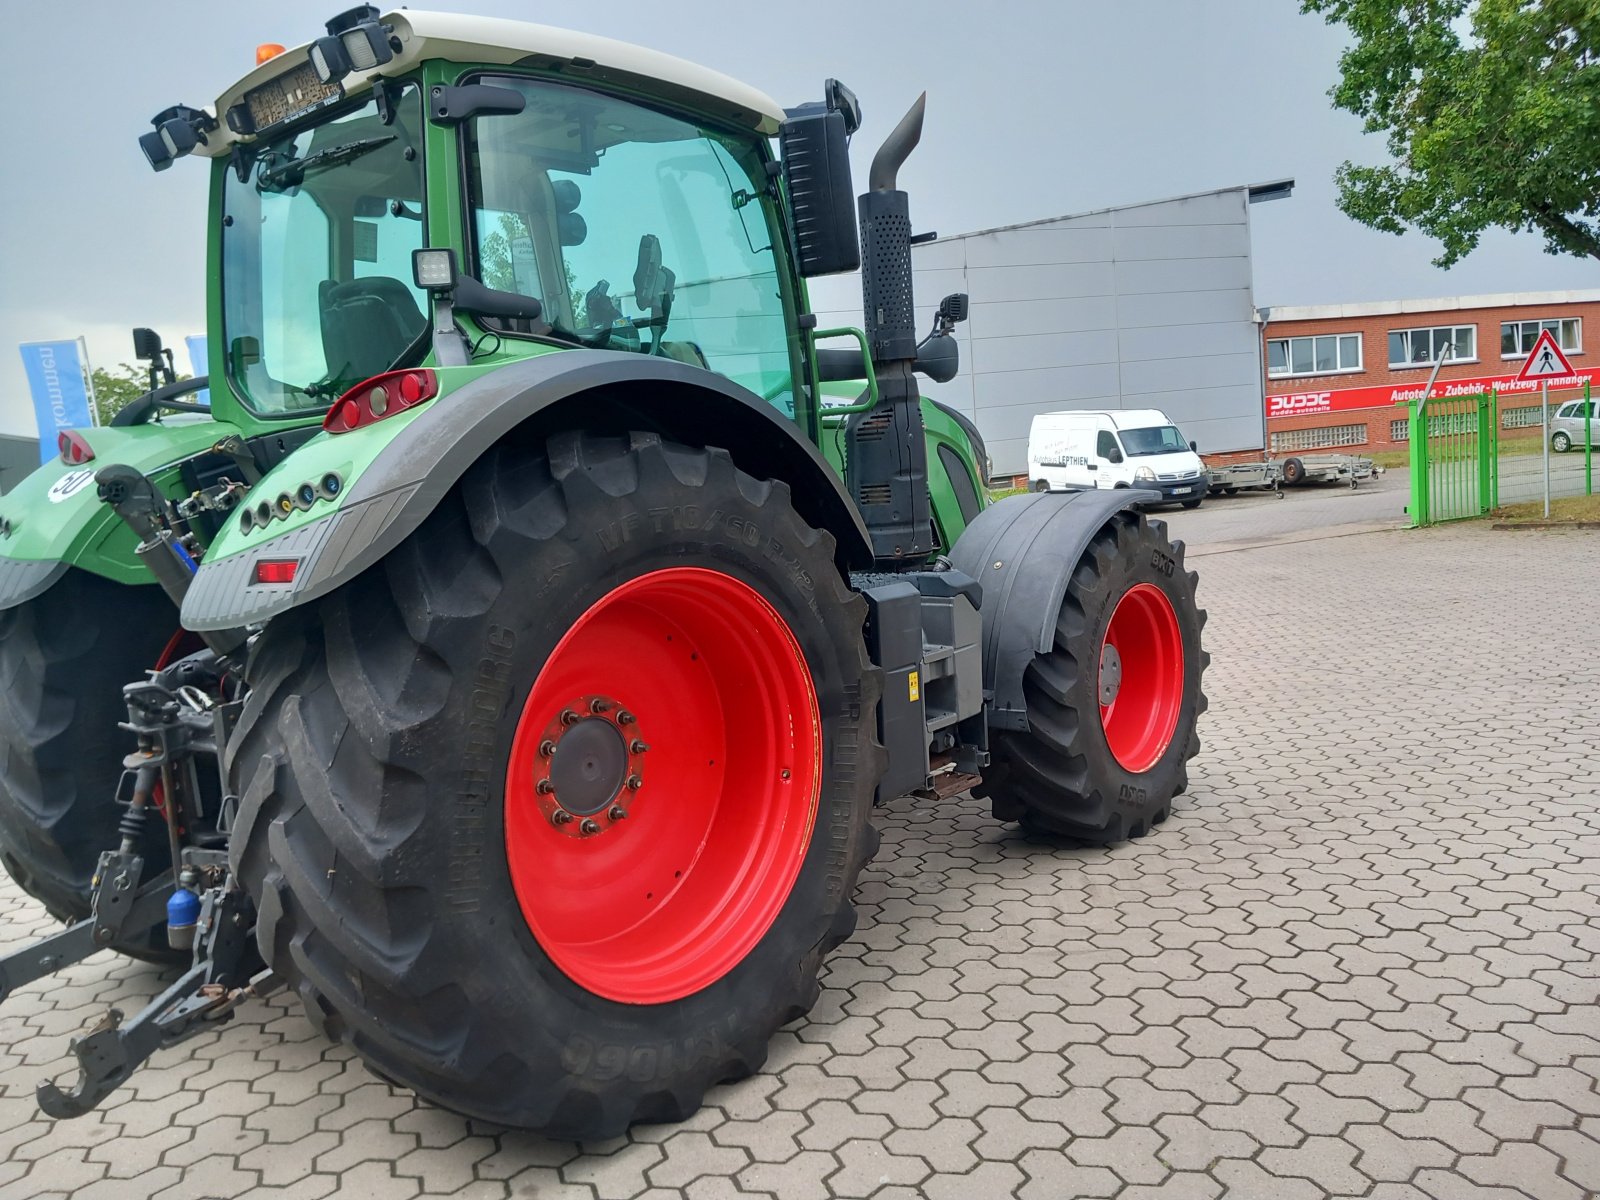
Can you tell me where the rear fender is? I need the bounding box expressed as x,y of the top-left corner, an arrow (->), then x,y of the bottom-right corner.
947,489 -> 1158,731
182,351 -> 874,631
0,419 -> 235,609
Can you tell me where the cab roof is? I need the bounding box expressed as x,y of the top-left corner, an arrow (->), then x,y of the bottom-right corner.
201,9 -> 786,157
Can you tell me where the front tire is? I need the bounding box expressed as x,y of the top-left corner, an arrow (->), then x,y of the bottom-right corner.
228,432 -> 883,1138
0,569 -> 178,959
977,510 -> 1207,841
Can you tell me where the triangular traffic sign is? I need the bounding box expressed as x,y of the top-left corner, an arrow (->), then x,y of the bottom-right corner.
1516,329 -> 1575,381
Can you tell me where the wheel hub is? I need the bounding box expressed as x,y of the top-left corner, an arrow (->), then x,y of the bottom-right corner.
530,695 -> 646,837
1099,643 -> 1123,706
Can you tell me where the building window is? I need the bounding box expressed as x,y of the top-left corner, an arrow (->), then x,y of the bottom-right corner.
1269,423 -> 1367,452
1388,325 -> 1475,368
1501,318 -> 1581,358
1502,405 -> 1546,429
1389,412 -> 1482,442
1267,333 -> 1362,377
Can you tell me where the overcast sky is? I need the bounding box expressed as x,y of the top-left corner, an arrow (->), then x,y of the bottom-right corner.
0,0 -> 1594,437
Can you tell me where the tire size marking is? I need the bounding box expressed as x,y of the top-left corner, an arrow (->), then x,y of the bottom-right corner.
449,624 -> 516,914
595,506 -> 762,553
562,1023 -> 729,1083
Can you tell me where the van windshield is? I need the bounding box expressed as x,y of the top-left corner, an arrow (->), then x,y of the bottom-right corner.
1120,425 -> 1189,457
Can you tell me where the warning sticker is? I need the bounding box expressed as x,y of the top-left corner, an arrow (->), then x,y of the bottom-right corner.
908,670 -> 920,703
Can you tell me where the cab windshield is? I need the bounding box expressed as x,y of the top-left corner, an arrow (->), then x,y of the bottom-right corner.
464,76 -> 800,413
1120,425 -> 1189,457
221,83 -> 427,416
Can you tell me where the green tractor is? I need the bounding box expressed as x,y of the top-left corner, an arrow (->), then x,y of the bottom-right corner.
1,8 -> 1206,1139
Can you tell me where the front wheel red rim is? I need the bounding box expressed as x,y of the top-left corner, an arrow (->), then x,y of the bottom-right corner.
1098,583 -> 1184,773
504,567 -> 821,1005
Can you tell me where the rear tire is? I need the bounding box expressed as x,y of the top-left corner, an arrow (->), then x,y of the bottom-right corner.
976,510 -> 1207,842
227,431 -> 883,1138
1032,479 -> 1051,492
0,570 -> 178,960
1281,457 -> 1306,485
1552,432 -> 1571,453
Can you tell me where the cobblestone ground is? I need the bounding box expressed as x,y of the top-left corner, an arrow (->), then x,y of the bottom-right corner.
0,524 -> 1596,1199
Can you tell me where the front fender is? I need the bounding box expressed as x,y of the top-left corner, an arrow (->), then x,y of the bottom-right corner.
947,489 -> 1158,731
0,418 -> 233,608
183,352 -> 874,631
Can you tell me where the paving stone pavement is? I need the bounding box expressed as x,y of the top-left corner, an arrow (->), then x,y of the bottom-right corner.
1,523 -> 1597,1199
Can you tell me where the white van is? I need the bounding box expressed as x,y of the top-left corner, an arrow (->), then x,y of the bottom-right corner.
1027,409 -> 1207,507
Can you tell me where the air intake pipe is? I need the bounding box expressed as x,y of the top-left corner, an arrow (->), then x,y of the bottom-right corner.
859,93 -> 925,365
847,93 -> 935,565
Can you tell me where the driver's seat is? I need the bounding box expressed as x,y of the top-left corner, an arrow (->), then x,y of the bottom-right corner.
319,276 -> 427,383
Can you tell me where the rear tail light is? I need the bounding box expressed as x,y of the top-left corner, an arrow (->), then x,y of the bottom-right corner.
58,431 -> 95,465
323,369 -> 438,434
254,559 -> 300,585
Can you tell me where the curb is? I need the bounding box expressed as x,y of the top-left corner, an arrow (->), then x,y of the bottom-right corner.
1490,521 -> 1600,531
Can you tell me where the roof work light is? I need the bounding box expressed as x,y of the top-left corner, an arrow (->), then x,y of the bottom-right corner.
139,105 -> 216,172
309,5 -> 396,84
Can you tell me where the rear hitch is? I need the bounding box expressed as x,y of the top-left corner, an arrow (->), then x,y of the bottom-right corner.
0,866 -> 169,1004
35,886 -> 273,1119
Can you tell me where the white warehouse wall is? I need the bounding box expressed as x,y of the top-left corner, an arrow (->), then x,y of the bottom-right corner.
807,186 -> 1272,476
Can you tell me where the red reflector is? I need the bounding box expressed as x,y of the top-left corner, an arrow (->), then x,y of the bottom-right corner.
254,559 -> 299,585
323,369 -> 439,434
58,431 -> 95,465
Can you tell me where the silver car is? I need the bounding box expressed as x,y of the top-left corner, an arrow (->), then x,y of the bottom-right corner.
1550,399 -> 1598,453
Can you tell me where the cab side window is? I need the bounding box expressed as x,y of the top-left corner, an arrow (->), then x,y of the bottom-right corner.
1096,430 -> 1120,459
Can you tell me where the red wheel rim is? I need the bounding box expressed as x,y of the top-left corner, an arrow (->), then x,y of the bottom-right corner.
1098,583 -> 1184,773
503,567 -> 821,1004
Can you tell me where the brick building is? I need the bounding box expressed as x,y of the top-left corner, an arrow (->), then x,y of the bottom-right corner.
1259,290 -> 1600,456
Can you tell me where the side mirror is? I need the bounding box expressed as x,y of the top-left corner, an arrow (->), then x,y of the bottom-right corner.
1107,447 -> 1124,464
780,90 -> 860,277
1190,440 -> 1199,453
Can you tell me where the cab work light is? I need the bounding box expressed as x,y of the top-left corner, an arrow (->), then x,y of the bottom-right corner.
322,368 -> 438,434
139,105 -> 215,173
308,5 -> 395,84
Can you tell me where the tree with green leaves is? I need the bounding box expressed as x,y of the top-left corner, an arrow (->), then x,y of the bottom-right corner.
88,363 -> 152,425
1303,0 -> 1600,265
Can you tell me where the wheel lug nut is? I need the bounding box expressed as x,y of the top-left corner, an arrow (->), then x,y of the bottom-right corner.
630,739 -> 649,754
580,819 -> 601,836
536,779 -> 555,795
589,698 -> 610,714
551,809 -> 572,825
626,774 -> 643,791
617,711 -> 636,725
560,709 -> 579,726
608,805 -> 627,820
539,740 -> 556,758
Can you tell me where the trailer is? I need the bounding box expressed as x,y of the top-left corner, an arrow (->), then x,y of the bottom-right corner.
1207,454 -> 1382,497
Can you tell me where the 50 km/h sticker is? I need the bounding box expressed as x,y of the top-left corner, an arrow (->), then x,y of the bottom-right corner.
47,469 -> 96,503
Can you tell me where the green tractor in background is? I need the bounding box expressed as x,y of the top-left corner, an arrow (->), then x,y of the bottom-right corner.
0,8 -> 1206,1140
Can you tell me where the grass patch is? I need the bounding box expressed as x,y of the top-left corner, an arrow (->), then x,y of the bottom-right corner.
1367,431 -> 1547,471
1491,492 -> 1600,524
988,484 -> 1029,501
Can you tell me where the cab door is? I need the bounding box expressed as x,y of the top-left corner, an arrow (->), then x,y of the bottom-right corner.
1092,426 -> 1126,487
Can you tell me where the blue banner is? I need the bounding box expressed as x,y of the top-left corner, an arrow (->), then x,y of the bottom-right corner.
184,335 -> 210,406
18,340 -> 94,464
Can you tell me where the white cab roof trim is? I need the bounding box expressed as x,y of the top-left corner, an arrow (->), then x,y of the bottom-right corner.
202,9 -> 784,156
1036,409 -> 1174,428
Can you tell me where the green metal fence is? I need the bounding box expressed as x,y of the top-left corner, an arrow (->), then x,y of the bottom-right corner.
1403,390 -> 1495,526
